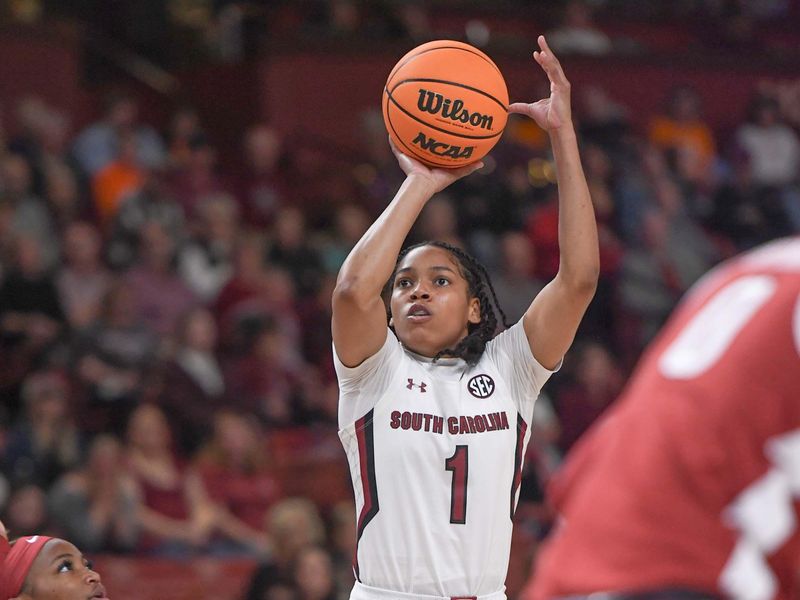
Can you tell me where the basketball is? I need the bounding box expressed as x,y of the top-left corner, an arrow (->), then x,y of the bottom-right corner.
382,40 -> 509,169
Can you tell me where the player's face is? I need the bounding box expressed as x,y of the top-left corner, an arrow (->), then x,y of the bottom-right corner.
390,245 -> 481,357
19,539 -> 108,600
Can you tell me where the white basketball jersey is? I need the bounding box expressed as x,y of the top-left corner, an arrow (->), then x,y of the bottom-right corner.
335,321 -> 555,598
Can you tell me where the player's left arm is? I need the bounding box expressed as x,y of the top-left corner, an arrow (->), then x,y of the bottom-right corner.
510,36 -> 599,370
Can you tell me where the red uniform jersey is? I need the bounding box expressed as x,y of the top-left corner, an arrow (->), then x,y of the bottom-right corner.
526,237 -> 800,600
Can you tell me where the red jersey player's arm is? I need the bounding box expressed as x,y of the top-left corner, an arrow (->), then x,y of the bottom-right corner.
510,37 -> 599,370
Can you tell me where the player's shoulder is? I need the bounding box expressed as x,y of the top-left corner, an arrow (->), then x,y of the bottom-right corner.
685,236 -> 800,306
482,320 -> 524,361
737,236 -> 800,273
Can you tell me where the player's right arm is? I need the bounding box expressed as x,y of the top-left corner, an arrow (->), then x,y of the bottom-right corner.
332,142 -> 482,367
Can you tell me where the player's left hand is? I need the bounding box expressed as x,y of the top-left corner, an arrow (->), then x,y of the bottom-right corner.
509,36 -> 572,132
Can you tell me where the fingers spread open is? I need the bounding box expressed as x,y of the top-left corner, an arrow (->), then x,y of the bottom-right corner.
537,36 -> 570,87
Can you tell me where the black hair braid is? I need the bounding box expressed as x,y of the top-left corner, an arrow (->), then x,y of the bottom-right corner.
386,240 -> 511,367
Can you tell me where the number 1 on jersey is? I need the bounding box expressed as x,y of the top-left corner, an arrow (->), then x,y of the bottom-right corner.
446,445 -> 468,524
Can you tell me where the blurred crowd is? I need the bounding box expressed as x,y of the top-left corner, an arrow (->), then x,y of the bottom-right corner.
1,2 -> 800,599
4,0 -> 800,68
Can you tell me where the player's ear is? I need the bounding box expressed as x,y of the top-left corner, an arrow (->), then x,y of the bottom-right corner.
467,297 -> 481,325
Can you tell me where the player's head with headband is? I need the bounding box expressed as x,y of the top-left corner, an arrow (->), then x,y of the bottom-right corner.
385,240 -> 509,366
0,521 -> 108,600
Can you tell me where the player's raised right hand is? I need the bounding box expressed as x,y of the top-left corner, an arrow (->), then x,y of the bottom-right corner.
389,137 -> 484,194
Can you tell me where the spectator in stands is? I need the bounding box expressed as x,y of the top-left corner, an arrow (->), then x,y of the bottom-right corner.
124,219 -> 197,338
214,232 -> 269,330
266,207 -> 325,299
492,231 -> 545,324
525,191 -> 561,281
194,410 -> 280,556
328,501 -> 356,600
72,91 -> 165,176
57,221 -> 111,331
215,233 -> 303,357
706,148 -> 783,249
125,403 -> 216,556
4,370 -> 81,489
355,110 -> 405,214
617,208 -> 684,356
649,85 -> 717,174
0,233 -> 64,342
392,1 -> 433,43
237,124 -> 288,229
522,392 -> 562,496
577,85 -> 631,157
293,545 -> 337,600
0,233 -> 63,338
249,577 -> 297,600
1,484 -> 51,536
107,166 -> 185,270
73,281 -> 158,434
167,131 -> 229,220
297,273 -> 336,379
580,177 -> 624,345
0,235 -> 65,395
43,161 -> 89,231
614,141 -> 674,244
553,341 -> 624,452
246,498 -> 326,600
8,98 -> 75,201
91,131 -> 145,227
225,315 -> 309,427
157,307 -> 226,455
166,106 -> 204,170
317,203 -> 370,275
766,79 -> 800,130
326,0 -> 361,37
735,94 -> 800,230
546,0 -> 612,56
178,192 -> 238,303
654,176 -> 720,289
412,195 -> 463,248
48,434 -> 138,552
0,154 -> 56,261
7,97 -> 52,196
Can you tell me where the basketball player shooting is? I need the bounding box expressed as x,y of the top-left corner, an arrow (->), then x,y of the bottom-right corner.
524,235 -> 800,599
332,36 -> 599,600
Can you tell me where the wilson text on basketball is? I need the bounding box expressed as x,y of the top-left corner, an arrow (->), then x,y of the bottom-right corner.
416,89 -> 494,130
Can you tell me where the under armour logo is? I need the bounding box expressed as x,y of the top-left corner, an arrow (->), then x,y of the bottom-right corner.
407,378 -> 427,392
26,536 -> 39,544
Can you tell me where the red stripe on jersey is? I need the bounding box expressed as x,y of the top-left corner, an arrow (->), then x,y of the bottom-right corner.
354,410 -> 379,581
510,414 -> 528,519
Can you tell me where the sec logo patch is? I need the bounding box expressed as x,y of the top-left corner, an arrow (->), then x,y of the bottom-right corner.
467,374 -> 495,398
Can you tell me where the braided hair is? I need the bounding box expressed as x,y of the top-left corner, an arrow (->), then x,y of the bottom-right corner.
384,241 -> 510,367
